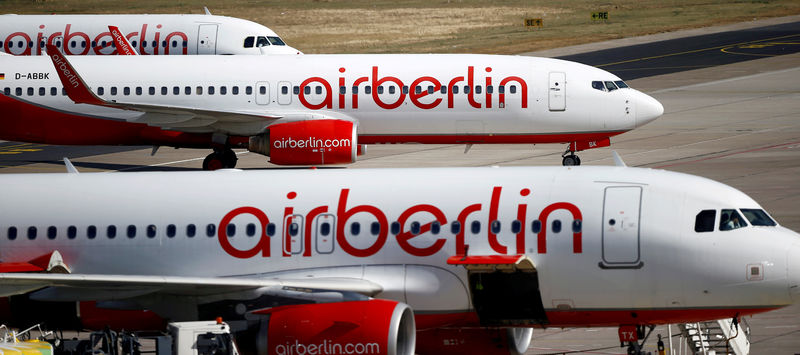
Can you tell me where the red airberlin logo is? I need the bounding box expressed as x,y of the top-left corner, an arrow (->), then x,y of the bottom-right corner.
297,66 -> 528,111
2,24 -> 188,56
273,137 -> 352,150
217,186 -> 583,259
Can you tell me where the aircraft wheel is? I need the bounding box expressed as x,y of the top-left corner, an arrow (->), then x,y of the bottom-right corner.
562,155 -> 581,166
221,149 -> 238,168
203,153 -> 225,170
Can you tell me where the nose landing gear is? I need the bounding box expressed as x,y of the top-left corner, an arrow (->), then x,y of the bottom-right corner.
203,147 -> 238,170
618,324 -> 655,355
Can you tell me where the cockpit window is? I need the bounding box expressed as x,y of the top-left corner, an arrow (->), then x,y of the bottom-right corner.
591,81 -> 605,91
604,81 -> 618,91
695,210 -> 716,233
243,36 -> 255,48
614,80 -> 629,88
268,36 -> 286,46
256,36 -> 270,47
720,209 -> 746,231
740,209 -> 777,226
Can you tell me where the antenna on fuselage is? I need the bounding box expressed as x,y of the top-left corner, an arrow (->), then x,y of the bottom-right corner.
63,157 -> 79,174
612,150 -> 627,167
203,6 -> 212,15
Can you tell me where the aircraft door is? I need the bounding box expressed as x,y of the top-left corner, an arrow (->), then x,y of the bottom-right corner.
256,82 -> 270,105
283,214 -> 304,255
197,24 -> 218,54
548,72 -> 566,111
313,213 -> 336,254
600,186 -> 643,268
277,81 -> 292,105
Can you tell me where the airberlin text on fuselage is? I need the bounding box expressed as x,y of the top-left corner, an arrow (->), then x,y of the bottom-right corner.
2,24 -> 188,55
298,66 -> 528,111
217,186 -> 583,259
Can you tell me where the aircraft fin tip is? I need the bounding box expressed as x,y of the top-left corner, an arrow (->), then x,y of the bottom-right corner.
612,150 -> 627,167
63,157 -> 79,174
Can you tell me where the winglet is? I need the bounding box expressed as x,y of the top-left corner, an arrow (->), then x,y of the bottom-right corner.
46,44 -> 107,106
108,26 -> 138,55
63,157 -> 79,174
612,150 -> 627,167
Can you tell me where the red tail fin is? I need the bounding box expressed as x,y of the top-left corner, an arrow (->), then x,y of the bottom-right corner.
108,26 -> 138,55
46,44 -> 107,106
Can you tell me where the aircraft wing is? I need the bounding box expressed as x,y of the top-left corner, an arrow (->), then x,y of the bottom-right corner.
45,44 -> 282,135
0,273 -> 383,300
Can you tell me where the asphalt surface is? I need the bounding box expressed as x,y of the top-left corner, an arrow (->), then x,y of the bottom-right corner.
558,21 -> 800,80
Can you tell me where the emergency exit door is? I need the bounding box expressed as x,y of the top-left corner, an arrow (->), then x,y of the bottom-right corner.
600,186 -> 643,268
548,72 -> 566,111
197,24 -> 218,54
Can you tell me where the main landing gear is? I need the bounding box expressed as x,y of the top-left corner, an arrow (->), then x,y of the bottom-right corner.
203,148 -> 238,170
619,324 -> 655,355
562,149 -> 581,166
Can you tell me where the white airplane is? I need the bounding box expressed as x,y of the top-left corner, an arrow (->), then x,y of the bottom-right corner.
0,12 -> 301,56
0,165 -> 798,355
0,45 -> 663,169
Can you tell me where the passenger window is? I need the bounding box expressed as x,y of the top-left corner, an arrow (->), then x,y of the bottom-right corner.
149,87 -> 155,95
111,87 -> 117,95
196,86 -> 203,95
15,88 -> 21,96
304,86 -> 311,95
167,224 -> 176,238
28,226 -> 37,239
3,88 -> 9,96
47,226 -> 56,239
572,220 -> 582,233
293,86 -> 300,95
147,225 -> 156,238
87,226 -> 97,239
720,209 -> 746,231
350,222 -> 360,236
471,221 -> 481,234
552,220 -> 562,233
410,221 -> 421,234
245,86 -> 252,95
127,225 -> 136,238
226,224 -> 235,237
316,86 -> 323,95
97,87 -> 104,96
415,86 -> 421,94
107,225 -> 117,239
440,86 -> 447,94
27,87 -> 33,96
390,221 -> 401,235
352,86 -> 359,94
233,86 -> 240,95
740,208 -> 777,226
246,223 -> 256,237
510,86 -> 517,94
431,221 -> 441,235
365,86 -> 371,94
220,86 -> 227,95
402,86 -> 408,94
498,86 -> 505,94
123,87 -> 130,96
172,86 -> 179,95
604,81 -> 618,91
259,86 -> 266,95
206,224 -> 216,237
428,86 -> 435,94
377,86 -> 384,94
161,87 -> 168,95
320,222 -> 331,236
452,86 -> 459,94
67,226 -> 77,239
388,86 -> 395,94
266,223 -> 276,236
475,86 -> 482,94
487,86 -> 493,94
531,220 -> 541,234
185,86 -> 191,95
451,221 -> 461,234
490,220 -> 501,234
511,220 -> 521,234
464,86 -> 471,94
371,221 -> 381,236
209,86 -> 215,95
289,223 -> 300,236
7,227 -> 16,240
694,210 -> 716,232
38,87 -> 45,96
243,36 -> 255,48
135,87 -> 142,95
186,224 -> 196,238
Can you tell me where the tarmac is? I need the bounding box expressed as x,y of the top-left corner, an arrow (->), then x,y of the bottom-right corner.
1,15 -> 799,355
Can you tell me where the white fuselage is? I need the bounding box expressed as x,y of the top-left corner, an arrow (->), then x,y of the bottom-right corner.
1,166 -> 798,326
0,14 -> 300,56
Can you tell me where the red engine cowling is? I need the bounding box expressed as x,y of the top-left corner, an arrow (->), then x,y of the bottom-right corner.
256,300 -> 415,355
249,119 -> 358,165
415,328 -> 532,355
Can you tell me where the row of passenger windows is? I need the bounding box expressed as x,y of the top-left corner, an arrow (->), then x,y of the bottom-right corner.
0,39 -> 187,50
2,84 -> 520,98
591,80 -> 629,92
694,208 -> 776,233
293,84 -> 519,96
3,218 -> 582,241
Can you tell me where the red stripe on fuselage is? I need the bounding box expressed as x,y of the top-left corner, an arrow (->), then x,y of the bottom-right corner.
359,131 -> 626,145
415,306 -> 782,329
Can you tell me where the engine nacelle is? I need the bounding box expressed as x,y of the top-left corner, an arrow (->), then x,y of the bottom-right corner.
249,119 -> 358,165
415,328 -> 532,355
255,300 -> 415,355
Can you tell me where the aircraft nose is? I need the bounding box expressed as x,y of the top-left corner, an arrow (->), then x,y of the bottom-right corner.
634,91 -> 664,127
789,243 -> 800,303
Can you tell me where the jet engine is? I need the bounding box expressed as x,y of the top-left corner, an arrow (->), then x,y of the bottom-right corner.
415,327 -> 532,355
254,299 -> 415,355
248,119 -> 358,165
